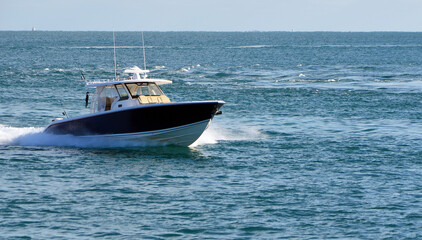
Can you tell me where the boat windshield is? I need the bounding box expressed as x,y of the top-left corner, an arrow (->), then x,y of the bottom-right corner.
125,83 -> 162,98
115,84 -> 129,100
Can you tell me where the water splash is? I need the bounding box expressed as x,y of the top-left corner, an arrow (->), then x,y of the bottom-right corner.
0,125 -> 162,148
191,123 -> 266,147
0,122 -> 266,148
0,125 -> 44,145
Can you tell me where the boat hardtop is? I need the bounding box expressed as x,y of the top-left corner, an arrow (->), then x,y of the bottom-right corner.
86,66 -> 172,87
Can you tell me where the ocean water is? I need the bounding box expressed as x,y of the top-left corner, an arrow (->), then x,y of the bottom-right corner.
1,31 -> 422,239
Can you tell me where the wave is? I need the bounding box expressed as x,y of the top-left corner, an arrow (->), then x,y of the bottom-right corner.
64,46 -> 154,49
207,72 -> 233,78
43,67 -> 66,72
59,45 -> 210,50
290,44 -> 422,48
153,65 -> 166,70
178,64 -> 201,73
292,79 -> 422,92
227,45 -> 277,49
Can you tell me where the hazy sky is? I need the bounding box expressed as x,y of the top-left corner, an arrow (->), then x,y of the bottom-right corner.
1,0 -> 421,31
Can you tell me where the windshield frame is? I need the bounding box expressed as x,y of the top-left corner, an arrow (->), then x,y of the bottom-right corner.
114,84 -> 130,100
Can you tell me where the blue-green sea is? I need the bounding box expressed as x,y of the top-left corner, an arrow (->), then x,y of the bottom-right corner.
1,31 -> 422,239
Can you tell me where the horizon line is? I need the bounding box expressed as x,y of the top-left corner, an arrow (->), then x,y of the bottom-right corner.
1,30 -> 422,33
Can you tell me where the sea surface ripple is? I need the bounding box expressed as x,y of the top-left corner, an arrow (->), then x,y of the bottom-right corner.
1,32 -> 422,239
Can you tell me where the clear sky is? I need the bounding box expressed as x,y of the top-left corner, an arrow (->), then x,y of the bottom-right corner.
1,0 -> 421,31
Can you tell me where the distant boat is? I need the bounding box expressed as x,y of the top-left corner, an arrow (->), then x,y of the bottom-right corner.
32,27 -> 36,31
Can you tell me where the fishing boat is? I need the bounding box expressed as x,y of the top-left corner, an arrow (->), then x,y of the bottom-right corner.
44,32 -> 224,146
44,66 -> 224,146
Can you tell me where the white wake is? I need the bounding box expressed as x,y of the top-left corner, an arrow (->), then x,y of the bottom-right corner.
191,122 -> 266,147
0,125 -> 159,148
0,123 -> 265,148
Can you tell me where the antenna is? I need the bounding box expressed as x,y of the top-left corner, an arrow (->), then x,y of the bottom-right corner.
141,31 -> 147,71
58,100 -> 69,118
113,29 -> 118,80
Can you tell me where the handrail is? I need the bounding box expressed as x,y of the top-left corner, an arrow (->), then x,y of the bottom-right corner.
85,78 -> 126,85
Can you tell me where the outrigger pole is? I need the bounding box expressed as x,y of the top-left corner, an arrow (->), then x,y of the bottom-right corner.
141,31 -> 147,72
113,29 -> 118,80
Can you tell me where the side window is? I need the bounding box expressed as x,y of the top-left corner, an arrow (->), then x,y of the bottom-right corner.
103,86 -> 119,99
97,86 -> 119,111
115,84 -> 129,100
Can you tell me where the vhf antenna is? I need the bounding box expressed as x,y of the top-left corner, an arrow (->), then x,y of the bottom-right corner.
141,31 -> 147,71
113,29 -> 118,80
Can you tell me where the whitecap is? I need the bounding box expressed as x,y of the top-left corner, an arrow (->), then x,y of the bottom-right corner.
227,45 -> 275,49
178,64 -> 200,73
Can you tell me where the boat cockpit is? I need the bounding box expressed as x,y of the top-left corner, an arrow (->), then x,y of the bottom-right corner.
87,66 -> 172,114
90,82 -> 171,113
